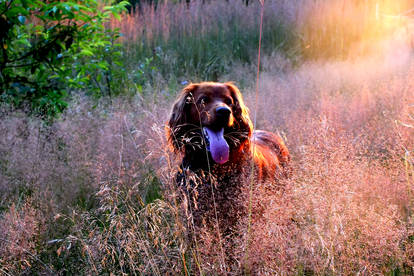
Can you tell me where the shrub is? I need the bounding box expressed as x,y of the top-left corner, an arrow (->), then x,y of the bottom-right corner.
0,0 -> 128,118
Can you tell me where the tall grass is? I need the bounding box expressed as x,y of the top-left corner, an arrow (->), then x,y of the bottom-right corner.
111,0 -> 297,88
106,0 -> 414,95
1,0 -> 414,274
297,0 -> 414,59
1,38 -> 414,273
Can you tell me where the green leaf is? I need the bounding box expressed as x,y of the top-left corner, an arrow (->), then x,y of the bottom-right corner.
80,49 -> 94,56
112,12 -> 121,21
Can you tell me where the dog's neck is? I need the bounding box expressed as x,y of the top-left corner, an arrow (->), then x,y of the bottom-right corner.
181,150 -> 210,170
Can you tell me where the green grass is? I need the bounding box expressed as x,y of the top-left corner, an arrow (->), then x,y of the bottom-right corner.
113,1 -> 298,94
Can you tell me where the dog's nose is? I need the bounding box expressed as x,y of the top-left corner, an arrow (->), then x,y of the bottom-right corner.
216,106 -> 231,119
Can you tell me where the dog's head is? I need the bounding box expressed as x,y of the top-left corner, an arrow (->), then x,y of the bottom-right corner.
167,82 -> 253,164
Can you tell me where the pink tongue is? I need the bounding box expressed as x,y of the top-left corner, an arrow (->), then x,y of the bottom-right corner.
204,127 -> 229,164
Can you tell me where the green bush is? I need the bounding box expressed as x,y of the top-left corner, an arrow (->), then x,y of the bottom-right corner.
0,0 -> 129,118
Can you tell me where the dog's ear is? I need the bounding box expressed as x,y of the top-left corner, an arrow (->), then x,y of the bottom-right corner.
225,82 -> 253,137
167,83 -> 199,152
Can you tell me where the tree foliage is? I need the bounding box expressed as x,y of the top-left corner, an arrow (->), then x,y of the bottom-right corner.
0,0 -> 128,118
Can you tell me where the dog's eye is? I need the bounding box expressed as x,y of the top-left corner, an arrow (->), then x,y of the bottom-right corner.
197,96 -> 209,105
224,97 -> 233,105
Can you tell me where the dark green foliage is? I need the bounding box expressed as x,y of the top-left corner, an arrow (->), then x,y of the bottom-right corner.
123,0 -> 160,12
142,170 -> 162,204
0,0 -> 129,118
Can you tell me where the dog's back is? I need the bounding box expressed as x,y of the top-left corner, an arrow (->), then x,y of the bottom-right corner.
251,130 -> 290,179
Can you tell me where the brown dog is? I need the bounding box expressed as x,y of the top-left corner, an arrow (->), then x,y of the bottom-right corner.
167,81 -> 289,179
167,81 -> 290,267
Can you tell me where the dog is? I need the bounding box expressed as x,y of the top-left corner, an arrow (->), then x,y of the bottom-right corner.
166,81 -> 290,238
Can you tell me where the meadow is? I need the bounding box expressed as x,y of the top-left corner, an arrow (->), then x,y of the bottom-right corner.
1,0 -> 414,274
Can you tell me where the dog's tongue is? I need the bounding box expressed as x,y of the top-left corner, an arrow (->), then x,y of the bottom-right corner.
204,127 -> 229,164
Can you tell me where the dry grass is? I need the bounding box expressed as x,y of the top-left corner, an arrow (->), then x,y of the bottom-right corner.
1,42 -> 413,273
112,0 -> 298,42
1,0 -> 414,274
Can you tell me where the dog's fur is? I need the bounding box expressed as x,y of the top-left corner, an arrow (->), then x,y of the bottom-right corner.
167,82 -> 289,233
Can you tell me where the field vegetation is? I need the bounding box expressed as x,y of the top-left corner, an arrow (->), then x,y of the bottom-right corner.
1,0 -> 414,274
